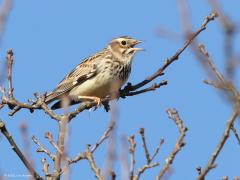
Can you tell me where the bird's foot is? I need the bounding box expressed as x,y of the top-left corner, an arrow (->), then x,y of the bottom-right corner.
78,96 -> 102,107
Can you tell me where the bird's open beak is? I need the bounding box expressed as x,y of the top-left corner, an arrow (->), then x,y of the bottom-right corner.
131,47 -> 144,52
131,40 -> 144,52
133,40 -> 142,45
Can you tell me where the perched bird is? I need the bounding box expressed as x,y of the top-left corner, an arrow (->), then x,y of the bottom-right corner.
45,36 -> 143,110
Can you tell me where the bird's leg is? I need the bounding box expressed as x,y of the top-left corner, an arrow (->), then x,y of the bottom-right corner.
78,96 -> 102,106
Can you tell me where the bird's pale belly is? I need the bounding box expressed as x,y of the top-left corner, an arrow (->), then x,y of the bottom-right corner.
68,74 -> 123,100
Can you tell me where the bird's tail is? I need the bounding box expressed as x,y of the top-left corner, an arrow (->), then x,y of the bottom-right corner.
50,100 -> 79,110
45,92 -> 59,104
45,92 -> 79,110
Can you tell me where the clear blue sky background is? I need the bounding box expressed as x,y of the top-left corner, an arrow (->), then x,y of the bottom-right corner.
0,0 -> 240,179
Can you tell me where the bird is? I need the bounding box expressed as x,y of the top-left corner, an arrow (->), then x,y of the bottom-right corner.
45,36 -> 143,110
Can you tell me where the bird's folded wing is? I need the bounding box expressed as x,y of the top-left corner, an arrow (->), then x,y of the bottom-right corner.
45,63 -> 97,103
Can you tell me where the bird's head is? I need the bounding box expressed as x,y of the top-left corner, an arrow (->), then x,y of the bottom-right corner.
108,36 -> 143,60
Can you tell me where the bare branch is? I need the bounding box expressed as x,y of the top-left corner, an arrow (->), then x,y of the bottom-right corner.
128,128 -> 163,180
198,44 -> 238,100
230,125 -> 240,145
62,142 -> 106,179
45,132 -> 62,155
6,49 -> 14,100
66,101 -> 98,121
69,121 -> 114,164
151,139 -> 164,162
156,109 -> 187,179
0,120 -> 42,179
121,12 -> 218,94
195,41 -> 240,179
139,128 -> 164,166
32,135 -> 55,161
41,158 -> 50,178
196,110 -> 239,180
133,162 -> 159,180
121,80 -> 167,98
139,128 -> 151,164
85,145 -> 103,180
198,44 -> 225,83
91,121 -> 115,153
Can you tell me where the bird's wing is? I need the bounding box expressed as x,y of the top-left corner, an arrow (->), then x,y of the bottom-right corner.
45,51 -> 105,103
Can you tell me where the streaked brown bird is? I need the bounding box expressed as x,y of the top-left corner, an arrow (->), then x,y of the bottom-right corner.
45,36 -> 143,110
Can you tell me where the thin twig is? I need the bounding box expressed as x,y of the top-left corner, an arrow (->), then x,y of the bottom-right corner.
197,110 -> 239,180
0,120 -> 42,180
91,121 -> 115,153
45,132 -> 62,154
151,139 -> 164,162
85,145 -> 103,180
32,135 -> 55,161
6,49 -> 13,100
121,80 -> 167,98
139,128 -> 151,164
199,44 -> 238,100
60,120 -> 115,176
203,80 -> 225,90
61,122 -> 114,175
196,42 -> 240,179
230,125 -> 240,145
133,162 -> 159,180
130,129 -> 163,180
41,158 -> 50,178
156,109 -> 187,179
199,44 -> 225,83
69,121 -> 115,164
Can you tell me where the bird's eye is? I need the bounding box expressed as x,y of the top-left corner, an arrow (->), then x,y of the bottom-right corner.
121,40 -> 127,46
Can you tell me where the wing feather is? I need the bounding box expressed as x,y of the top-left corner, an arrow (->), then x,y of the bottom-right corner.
45,51 -> 105,103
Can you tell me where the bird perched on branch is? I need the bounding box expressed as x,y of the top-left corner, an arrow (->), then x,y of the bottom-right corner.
45,36 -> 143,110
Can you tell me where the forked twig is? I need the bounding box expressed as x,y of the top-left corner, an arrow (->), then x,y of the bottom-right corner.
156,109 -> 187,179
32,136 -> 55,161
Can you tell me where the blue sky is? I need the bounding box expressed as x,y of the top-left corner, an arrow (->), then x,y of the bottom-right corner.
0,0 -> 240,179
